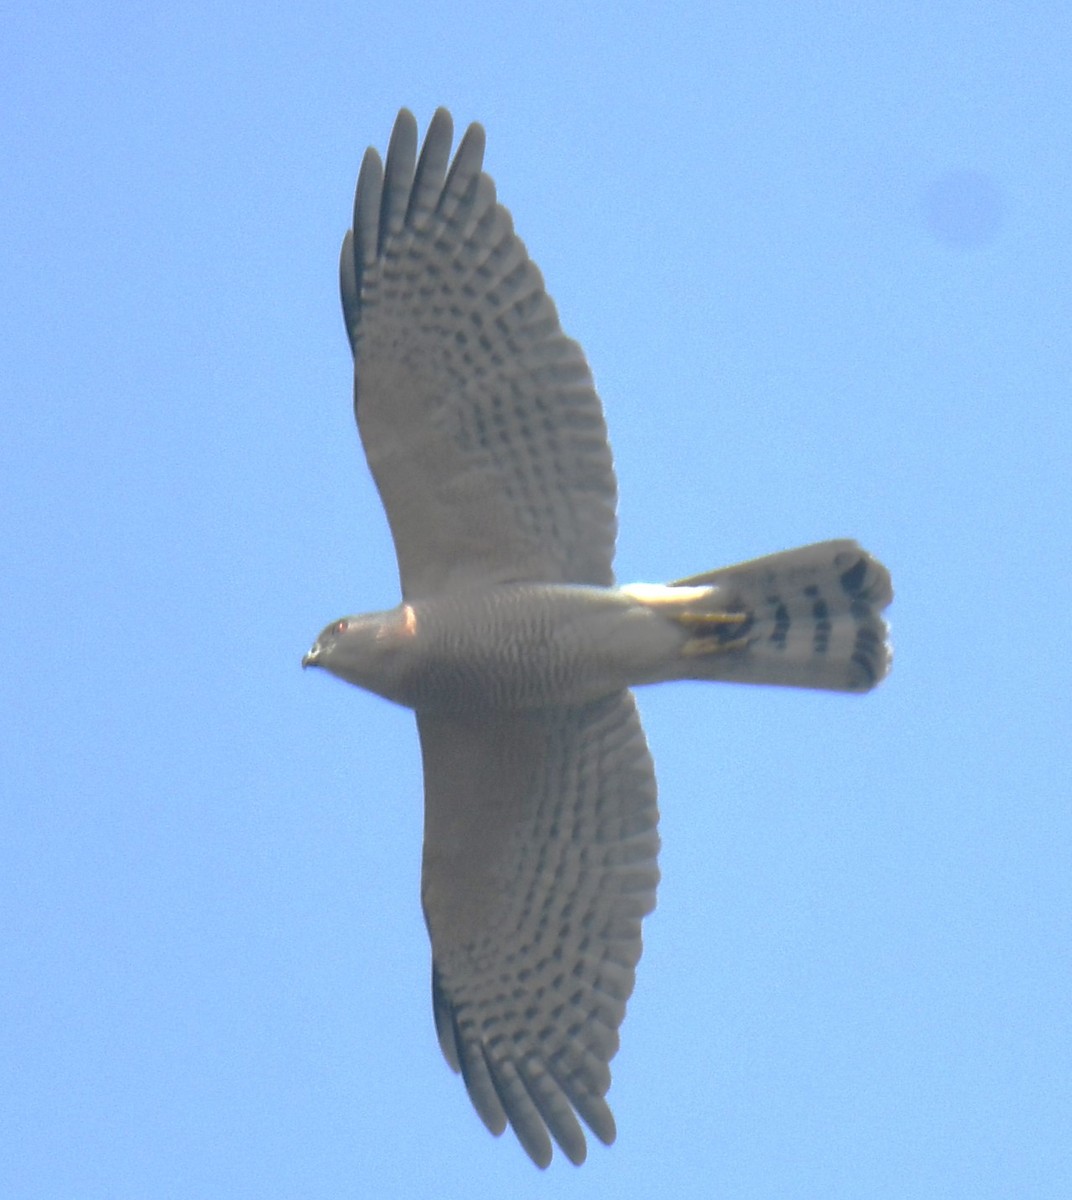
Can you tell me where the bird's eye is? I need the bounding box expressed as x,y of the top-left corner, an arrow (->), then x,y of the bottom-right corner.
334,619 -> 349,635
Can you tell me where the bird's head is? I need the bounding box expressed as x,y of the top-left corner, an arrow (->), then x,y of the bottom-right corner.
302,607 -> 418,704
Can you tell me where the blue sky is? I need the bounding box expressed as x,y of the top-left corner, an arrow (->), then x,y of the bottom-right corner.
3,3 -> 1070,1197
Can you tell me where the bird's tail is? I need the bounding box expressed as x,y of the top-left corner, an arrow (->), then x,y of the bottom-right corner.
623,540 -> 892,693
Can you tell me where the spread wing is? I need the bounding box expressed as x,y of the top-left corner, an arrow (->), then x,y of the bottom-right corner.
339,108 -> 618,600
416,692 -> 660,1166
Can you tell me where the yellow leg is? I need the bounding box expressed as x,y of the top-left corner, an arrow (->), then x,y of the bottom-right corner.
673,611 -> 749,629
676,610 -> 755,657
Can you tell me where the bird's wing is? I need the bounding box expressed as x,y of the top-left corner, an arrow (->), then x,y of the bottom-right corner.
339,108 -> 618,600
416,692 -> 659,1167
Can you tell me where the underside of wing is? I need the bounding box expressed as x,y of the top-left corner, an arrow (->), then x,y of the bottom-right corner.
340,108 -> 618,599
416,693 -> 659,1166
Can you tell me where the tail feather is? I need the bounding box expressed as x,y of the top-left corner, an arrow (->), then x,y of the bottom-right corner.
666,540 -> 892,693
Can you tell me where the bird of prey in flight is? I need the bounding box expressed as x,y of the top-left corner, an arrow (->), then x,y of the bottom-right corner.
303,107 -> 892,1167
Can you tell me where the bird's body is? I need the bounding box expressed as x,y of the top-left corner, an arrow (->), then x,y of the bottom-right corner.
303,107 -> 893,1168
307,541 -> 891,711
306,584 -> 679,710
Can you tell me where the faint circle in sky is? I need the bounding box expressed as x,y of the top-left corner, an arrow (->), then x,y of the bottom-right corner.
921,170 -> 1006,248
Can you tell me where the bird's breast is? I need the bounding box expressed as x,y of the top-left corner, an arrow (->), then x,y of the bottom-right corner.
390,585 -> 677,712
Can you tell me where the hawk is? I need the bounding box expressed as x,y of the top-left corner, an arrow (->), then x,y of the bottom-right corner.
302,108 -> 892,1167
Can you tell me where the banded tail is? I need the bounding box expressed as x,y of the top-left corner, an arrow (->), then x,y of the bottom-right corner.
626,540 -> 892,694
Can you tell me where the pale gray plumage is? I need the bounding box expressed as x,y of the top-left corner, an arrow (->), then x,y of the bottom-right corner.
419,694 -> 656,1166
339,107 -> 616,600
303,107 -> 893,1167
